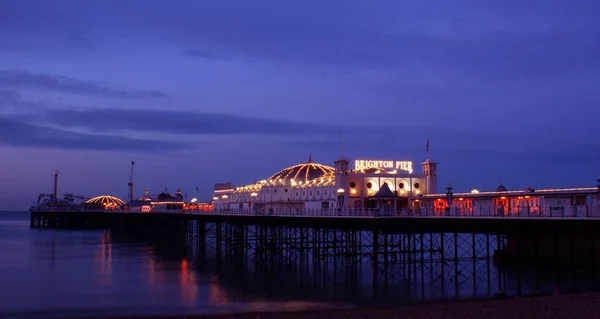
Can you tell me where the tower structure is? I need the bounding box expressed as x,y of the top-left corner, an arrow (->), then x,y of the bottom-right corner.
421,138 -> 438,194
53,170 -> 59,202
334,155 -> 350,210
334,129 -> 350,209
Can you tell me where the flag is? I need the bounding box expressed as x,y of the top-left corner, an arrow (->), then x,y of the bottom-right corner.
426,138 -> 429,153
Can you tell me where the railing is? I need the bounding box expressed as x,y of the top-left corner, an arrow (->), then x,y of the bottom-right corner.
31,205 -> 600,219
208,205 -> 600,219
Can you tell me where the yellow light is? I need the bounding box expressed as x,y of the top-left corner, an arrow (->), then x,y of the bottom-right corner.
221,195 -> 228,199
191,198 -> 197,203
250,192 -> 257,197
471,189 -> 480,194
415,190 -> 421,194
337,188 -> 345,194
350,189 -> 357,195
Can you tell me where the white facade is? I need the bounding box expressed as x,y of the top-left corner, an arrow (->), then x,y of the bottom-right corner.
212,156 -> 437,213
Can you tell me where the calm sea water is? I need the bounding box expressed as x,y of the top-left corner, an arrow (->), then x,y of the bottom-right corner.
0,211 -> 340,318
2,211 -> 597,318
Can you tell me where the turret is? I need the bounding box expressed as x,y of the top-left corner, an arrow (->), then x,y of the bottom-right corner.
334,155 -> 350,210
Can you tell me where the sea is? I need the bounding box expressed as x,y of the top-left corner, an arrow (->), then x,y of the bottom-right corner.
0,211 -> 341,318
1,210 -> 597,318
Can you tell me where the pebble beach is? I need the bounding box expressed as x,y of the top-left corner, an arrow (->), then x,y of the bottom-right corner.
70,292 -> 600,319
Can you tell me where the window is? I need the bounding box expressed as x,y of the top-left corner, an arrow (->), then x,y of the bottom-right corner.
284,188 -> 288,193
317,191 -> 320,196
414,183 -> 420,189
399,182 -> 405,189
350,182 -> 356,188
367,182 -> 372,189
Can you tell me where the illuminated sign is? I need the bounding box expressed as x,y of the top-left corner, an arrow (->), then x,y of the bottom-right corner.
354,160 -> 414,174
214,182 -> 233,191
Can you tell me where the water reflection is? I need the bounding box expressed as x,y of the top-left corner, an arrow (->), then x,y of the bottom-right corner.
180,258 -> 198,306
209,273 -> 230,306
96,231 -> 112,286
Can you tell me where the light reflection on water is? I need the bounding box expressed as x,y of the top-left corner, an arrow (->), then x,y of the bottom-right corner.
2,211 -> 597,318
0,212 -> 338,318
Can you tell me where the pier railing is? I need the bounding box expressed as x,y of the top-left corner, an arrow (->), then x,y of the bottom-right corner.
31,205 -> 600,219
210,205 -> 600,219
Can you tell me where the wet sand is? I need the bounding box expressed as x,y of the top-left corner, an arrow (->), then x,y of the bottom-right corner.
72,292 -> 600,319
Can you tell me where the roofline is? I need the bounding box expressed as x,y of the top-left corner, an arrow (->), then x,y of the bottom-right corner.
422,187 -> 598,198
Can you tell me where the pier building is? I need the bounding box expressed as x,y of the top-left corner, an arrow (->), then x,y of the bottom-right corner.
212,154 -> 599,217
123,188 -> 212,212
84,195 -> 125,211
212,155 -> 436,213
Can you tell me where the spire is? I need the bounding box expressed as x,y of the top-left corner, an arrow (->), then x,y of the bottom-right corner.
426,138 -> 430,160
308,154 -> 313,163
340,128 -> 344,157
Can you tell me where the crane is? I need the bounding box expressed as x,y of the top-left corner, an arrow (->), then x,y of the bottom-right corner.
128,161 -> 135,203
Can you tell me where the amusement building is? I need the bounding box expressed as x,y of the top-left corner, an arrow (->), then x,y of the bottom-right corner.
213,153 -> 600,215
213,154 -> 438,213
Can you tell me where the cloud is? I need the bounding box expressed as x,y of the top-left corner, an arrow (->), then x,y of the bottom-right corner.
0,70 -> 169,99
170,1 -> 600,78
36,107 -> 367,136
182,49 -> 225,60
0,116 -> 188,152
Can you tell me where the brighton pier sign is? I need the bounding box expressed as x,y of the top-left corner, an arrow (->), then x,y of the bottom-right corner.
354,160 -> 414,174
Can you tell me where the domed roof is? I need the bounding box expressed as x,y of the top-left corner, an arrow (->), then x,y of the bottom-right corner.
268,156 -> 335,183
85,195 -> 125,206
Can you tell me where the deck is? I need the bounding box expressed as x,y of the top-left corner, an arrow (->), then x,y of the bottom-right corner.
29,205 -> 600,235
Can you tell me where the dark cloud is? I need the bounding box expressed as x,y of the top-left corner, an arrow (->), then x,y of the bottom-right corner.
0,116 -> 188,152
0,70 -> 169,99
182,49 -> 224,60
0,89 -> 20,104
37,108 -> 366,136
2,1 -> 599,82
170,1 -> 600,79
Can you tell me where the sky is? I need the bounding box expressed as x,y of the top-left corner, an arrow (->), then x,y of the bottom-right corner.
1,0 -> 599,210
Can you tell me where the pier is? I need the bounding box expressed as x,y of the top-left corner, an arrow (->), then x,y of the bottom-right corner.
30,206 -> 600,271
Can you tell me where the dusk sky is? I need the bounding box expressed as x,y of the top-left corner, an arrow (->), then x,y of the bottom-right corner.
1,1 -> 599,210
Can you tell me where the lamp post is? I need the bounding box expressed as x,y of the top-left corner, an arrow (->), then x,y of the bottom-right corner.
337,188 -> 345,214
445,184 -> 454,216
250,192 -> 258,214
212,196 -> 219,213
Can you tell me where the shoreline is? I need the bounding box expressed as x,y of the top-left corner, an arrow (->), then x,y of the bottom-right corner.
62,292 -> 600,319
